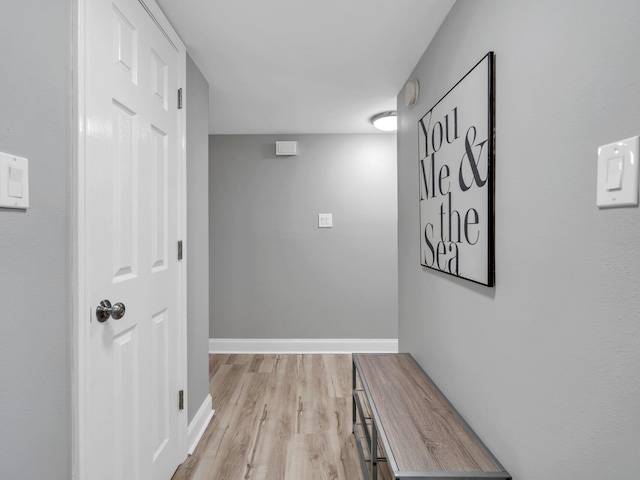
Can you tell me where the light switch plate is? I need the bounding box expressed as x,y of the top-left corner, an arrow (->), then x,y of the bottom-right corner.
597,136 -> 639,208
318,213 -> 333,228
0,152 -> 29,209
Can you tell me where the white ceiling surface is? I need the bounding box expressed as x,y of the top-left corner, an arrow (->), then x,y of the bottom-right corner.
157,0 -> 455,134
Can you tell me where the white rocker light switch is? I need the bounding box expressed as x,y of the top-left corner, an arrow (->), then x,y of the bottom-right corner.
0,152 -> 29,209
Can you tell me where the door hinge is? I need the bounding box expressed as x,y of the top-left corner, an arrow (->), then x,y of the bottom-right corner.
178,390 -> 184,410
178,240 -> 183,260
177,88 -> 183,109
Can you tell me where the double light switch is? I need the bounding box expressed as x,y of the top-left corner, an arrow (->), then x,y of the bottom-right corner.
0,152 -> 29,209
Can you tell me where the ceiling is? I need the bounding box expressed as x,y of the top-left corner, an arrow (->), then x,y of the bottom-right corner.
156,0 -> 455,134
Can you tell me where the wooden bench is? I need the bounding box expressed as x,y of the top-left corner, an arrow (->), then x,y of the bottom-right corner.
352,353 -> 511,480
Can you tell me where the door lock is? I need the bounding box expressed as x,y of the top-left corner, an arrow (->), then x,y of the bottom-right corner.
96,299 -> 126,322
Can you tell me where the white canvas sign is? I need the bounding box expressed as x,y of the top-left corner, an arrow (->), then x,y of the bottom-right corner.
418,52 -> 495,286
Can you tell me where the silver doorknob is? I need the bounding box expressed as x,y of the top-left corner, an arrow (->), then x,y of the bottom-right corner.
96,299 -> 126,322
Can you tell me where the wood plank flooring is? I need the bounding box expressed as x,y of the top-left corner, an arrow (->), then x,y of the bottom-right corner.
172,354 -> 364,480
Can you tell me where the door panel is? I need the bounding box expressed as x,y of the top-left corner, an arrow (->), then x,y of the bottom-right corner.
111,101 -> 139,280
151,308 -> 170,460
150,50 -> 168,109
112,5 -> 137,82
113,326 -> 141,479
150,125 -> 168,271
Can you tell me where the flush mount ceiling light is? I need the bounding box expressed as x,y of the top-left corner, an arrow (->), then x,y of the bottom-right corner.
371,111 -> 397,132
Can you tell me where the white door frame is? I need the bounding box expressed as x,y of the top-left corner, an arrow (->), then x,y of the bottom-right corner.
71,0 -> 188,477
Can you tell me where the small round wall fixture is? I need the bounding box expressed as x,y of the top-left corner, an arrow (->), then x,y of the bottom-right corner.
371,111 -> 397,132
404,79 -> 420,106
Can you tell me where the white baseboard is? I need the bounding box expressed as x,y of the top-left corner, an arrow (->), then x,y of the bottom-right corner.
209,338 -> 398,354
187,394 -> 214,455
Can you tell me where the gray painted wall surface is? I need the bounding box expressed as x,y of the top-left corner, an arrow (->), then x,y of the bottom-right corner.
0,1 -> 71,478
186,54 -> 210,423
398,1 -> 640,479
209,134 -> 398,339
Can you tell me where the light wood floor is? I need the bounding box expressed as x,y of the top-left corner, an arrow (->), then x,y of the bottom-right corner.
172,354 -> 364,480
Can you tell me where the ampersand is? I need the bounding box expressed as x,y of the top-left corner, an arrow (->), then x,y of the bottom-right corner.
458,126 -> 488,192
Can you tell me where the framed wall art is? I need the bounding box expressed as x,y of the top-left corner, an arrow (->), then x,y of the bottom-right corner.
418,52 -> 495,286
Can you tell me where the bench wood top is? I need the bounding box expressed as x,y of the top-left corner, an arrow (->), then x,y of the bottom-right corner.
354,353 -> 508,476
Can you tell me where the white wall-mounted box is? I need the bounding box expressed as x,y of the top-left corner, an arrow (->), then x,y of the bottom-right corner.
0,152 -> 29,209
276,141 -> 298,156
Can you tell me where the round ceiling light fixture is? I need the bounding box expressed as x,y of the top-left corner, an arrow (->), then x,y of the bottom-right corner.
371,111 -> 397,132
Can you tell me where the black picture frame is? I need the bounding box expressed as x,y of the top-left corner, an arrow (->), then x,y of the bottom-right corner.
418,52 -> 495,287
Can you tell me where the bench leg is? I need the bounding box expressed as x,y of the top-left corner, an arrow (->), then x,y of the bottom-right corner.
352,359 -> 356,434
371,423 -> 377,480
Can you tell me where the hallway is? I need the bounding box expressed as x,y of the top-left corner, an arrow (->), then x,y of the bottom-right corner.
172,354 -> 363,480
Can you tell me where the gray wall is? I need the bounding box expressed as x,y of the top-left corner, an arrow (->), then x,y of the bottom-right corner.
186,55 -> 210,423
0,1 -> 71,478
398,1 -> 640,479
210,134 -> 398,339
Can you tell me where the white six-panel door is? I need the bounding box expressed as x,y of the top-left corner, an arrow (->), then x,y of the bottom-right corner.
77,0 -> 186,478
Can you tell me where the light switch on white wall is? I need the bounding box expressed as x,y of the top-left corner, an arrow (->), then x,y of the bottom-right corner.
0,152 -> 29,209
597,136 -> 639,208
318,213 -> 333,228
